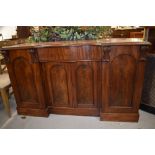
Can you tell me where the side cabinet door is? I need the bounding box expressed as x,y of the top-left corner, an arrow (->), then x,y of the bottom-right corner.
43,62 -> 73,107
102,46 -> 145,113
72,61 -> 101,108
7,50 -> 45,109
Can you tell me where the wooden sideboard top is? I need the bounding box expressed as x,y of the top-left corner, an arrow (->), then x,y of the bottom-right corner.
1,38 -> 151,50
0,39 -> 26,48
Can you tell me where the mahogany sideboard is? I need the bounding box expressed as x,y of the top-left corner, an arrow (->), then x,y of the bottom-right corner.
1,38 -> 151,122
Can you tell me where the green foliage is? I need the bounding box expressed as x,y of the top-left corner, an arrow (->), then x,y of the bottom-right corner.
28,26 -> 112,42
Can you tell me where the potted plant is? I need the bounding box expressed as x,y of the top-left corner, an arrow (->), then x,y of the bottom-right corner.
28,26 -> 112,42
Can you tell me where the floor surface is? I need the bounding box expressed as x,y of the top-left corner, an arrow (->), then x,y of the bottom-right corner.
0,96 -> 155,129
1,110 -> 155,129
0,95 -> 16,127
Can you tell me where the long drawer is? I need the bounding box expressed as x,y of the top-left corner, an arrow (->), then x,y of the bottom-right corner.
37,46 -> 102,62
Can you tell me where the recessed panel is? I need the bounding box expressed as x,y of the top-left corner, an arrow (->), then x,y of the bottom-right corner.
109,55 -> 136,107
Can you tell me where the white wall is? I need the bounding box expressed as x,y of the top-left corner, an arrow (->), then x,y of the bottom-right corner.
0,26 -> 17,41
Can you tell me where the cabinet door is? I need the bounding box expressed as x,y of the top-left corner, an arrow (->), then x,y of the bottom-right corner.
7,50 -> 45,109
102,46 -> 145,113
72,61 -> 101,108
43,62 -> 73,107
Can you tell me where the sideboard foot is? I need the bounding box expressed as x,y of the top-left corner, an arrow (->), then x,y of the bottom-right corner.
17,107 -> 49,117
100,112 -> 139,122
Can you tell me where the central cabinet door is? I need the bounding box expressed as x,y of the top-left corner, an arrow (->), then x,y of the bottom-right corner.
44,61 -> 100,110
72,61 -> 100,108
44,62 -> 73,107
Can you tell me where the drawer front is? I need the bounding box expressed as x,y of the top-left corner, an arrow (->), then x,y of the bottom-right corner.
37,46 -> 102,62
102,45 -> 140,62
108,46 -> 140,61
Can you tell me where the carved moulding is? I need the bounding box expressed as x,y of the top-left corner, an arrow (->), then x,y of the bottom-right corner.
102,46 -> 111,62
29,49 -> 39,63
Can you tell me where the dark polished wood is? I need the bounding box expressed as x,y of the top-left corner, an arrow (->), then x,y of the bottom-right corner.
16,26 -> 31,38
130,32 -> 143,38
143,26 -> 155,53
100,45 -> 148,121
112,28 -> 144,38
1,39 -> 150,122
